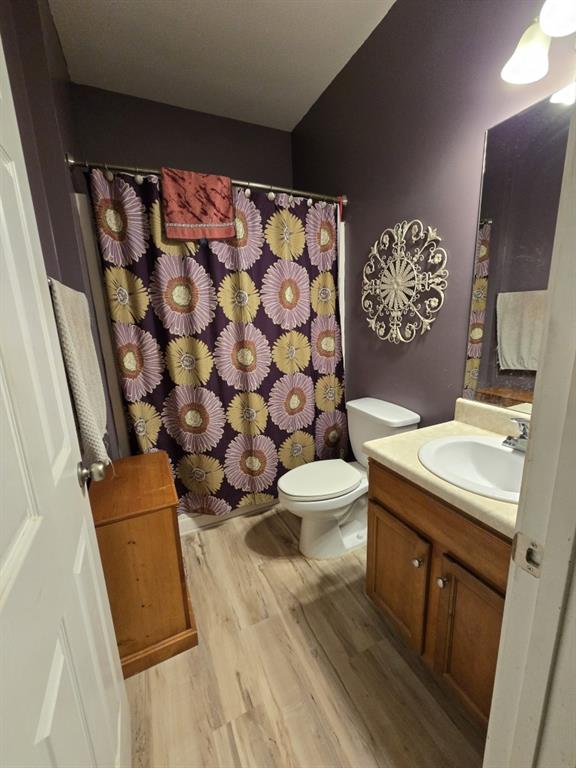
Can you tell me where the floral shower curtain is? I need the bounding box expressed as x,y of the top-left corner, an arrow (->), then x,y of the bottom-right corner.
463,219 -> 491,398
90,169 -> 348,517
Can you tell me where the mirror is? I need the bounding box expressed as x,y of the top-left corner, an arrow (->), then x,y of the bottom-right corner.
463,97 -> 571,408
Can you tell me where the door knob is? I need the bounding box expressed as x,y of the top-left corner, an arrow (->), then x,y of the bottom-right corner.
436,576 -> 448,589
411,558 -> 424,568
77,461 -> 107,488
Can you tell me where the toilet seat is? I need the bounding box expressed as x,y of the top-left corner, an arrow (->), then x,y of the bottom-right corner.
277,459 -> 362,502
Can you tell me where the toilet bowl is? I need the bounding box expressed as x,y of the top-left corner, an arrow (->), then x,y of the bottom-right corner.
278,459 -> 368,559
278,398 -> 420,559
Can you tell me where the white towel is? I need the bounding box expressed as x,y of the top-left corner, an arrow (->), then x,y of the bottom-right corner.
497,290 -> 547,371
50,279 -> 111,466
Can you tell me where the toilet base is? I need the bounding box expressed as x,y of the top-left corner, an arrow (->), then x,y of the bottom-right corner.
298,496 -> 368,559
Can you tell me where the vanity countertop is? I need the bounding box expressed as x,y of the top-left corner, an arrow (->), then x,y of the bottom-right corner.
363,417 -> 518,539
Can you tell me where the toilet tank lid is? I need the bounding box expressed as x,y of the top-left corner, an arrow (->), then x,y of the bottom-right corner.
346,398 -> 421,427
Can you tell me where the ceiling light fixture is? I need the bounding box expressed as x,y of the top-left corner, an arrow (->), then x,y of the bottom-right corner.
501,22 -> 551,84
550,80 -> 576,104
539,0 -> 576,38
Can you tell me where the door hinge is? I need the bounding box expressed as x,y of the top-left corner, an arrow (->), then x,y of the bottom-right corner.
512,532 -> 544,578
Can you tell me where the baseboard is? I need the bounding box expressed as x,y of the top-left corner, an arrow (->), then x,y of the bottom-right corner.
178,500 -> 277,536
121,626 -> 198,678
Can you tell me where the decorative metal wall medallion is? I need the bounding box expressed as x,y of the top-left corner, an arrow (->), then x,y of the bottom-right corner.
361,219 -> 449,343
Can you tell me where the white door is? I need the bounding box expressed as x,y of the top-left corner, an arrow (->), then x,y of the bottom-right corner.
0,37 -> 130,768
484,114 -> 576,766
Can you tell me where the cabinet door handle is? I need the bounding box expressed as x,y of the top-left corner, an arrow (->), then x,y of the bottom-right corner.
436,576 -> 448,589
411,558 -> 424,569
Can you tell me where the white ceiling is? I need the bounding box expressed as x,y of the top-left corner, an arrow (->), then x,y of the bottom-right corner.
49,0 -> 395,131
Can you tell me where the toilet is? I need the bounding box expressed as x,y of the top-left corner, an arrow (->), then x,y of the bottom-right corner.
278,398 -> 420,559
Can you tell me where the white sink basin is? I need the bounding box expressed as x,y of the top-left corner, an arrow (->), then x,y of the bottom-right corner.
418,435 -> 524,503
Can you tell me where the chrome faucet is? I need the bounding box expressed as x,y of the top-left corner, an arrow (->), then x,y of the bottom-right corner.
503,417 -> 530,453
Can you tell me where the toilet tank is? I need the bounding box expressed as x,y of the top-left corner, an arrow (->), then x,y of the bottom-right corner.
345,398 -> 420,467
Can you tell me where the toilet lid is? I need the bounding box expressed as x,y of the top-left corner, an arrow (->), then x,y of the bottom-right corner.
278,459 -> 362,501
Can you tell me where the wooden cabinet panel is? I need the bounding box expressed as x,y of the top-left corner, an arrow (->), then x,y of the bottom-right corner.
433,556 -> 504,726
90,453 -> 198,677
369,460 -> 512,593
95,506 -> 191,658
367,460 -> 512,729
367,502 -> 430,652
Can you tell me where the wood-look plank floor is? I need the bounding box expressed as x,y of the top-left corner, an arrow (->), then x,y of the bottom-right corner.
126,507 -> 483,768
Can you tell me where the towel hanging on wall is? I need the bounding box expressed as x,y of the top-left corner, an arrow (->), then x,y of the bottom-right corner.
161,167 -> 235,240
496,290 -> 547,371
49,279 -> 111,466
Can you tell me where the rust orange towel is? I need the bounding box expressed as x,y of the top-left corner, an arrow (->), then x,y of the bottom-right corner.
161,167 -> 235,240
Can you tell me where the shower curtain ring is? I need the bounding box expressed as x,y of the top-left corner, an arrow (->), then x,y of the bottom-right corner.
104,164 -> 114,182
267,188 -> 276,201
134,167 -> 144,184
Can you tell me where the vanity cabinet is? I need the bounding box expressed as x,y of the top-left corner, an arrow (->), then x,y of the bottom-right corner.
367,460 -> 512,729
434,556 -> 505,722
367,504 -> 430,652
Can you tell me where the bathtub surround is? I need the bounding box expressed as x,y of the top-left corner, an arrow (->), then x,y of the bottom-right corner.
292,0 -> 575,426
90,172 -> 347,517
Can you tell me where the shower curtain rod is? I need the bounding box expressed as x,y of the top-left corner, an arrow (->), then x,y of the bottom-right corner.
65,153 -> 348,206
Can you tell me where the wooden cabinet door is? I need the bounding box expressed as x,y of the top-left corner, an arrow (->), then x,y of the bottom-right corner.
434,556 -> 505,726
367,502 -> 431,651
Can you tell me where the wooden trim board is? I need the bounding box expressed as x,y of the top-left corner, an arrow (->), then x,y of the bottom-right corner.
121,623 -> 198,678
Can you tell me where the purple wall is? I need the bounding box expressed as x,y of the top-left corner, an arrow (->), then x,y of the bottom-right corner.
0,0 -> 123,457
70,84 -> 293,186
292,0 -> 574,426
2,0 -> 293,461
1,0 -> 80,285
4,0 -> 574,438
479,99 -> 569,393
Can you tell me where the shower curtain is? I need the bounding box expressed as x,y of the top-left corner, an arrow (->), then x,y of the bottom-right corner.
463,219 -> 491,398
89,169 -> 348,517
